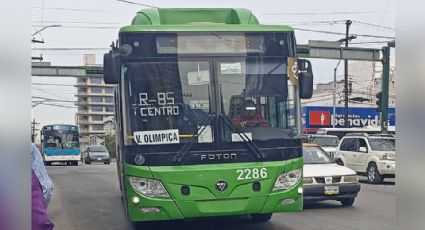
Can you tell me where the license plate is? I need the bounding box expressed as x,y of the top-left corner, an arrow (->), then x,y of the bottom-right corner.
324,186 -> 339,195
97,158 -> 102,161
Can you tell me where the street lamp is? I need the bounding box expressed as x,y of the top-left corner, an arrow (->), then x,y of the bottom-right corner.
32,24 -> 61,37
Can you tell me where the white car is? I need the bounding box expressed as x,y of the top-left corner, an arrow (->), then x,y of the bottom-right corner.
335,133 -> 395,184
303,143 -> 361,206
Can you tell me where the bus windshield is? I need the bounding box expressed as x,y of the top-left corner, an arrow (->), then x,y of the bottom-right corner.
43,125 -> 79,149
123,57 -> 296,146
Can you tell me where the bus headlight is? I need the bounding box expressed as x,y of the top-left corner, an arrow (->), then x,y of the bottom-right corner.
129,177 -> 170,198
273,169 -> 302,191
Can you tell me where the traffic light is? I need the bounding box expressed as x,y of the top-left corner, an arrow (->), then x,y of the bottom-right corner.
376,92 -> 382,112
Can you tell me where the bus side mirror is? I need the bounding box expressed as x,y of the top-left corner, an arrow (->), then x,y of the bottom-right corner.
298,59 -> 313,99
103,50 -> 121,84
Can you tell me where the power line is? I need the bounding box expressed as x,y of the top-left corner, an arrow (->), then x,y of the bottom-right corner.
352,20 -> 394,31
115,0 -> 159,8
376,0 -> 392,34
32,20 -> 125,25
260,11 -> 385,16
32,96 -> 76,103
31,6 -> 131,13
32,82 -> 75,86
34,102 -> 77,109
32,47 -> 109,51
280,20 -> 347,26
32,25 -> 118,29
350,40 -> 393,44
293,27 -> 395,39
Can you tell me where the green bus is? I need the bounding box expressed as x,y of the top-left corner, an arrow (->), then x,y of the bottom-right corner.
104,8 -> 313,224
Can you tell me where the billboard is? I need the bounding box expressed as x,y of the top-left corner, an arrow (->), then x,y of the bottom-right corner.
303,106 -> 396,129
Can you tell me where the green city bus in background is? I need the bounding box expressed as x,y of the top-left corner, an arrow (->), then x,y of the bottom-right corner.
104,8 -> 313,224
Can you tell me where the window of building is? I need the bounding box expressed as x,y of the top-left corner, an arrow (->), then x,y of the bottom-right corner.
91,106 -> 103,112
92,124 -> 104,131
90,77 -> 103,84
92,115 -> 103,121
105,106 -> 114,112
90,87 -> 102,93
105,87 -> 114,94
91,96 -> 103,103
104,97 -> 113,103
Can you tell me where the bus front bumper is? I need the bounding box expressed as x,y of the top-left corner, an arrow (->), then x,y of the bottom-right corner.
126,186 -> 302,222
44,155 -> 80,162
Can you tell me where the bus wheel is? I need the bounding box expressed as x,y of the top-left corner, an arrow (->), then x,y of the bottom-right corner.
44,161 -> 51,166
73,161 -> 78,166
251,213 -> 273,222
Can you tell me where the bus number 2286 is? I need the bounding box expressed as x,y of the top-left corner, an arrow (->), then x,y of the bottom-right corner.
236,168 -> 267,180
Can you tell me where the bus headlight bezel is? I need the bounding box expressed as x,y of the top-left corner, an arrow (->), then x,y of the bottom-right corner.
273,169 -> 302,191
129,176 -> 170,198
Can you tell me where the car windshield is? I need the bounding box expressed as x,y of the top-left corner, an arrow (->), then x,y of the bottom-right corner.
303,146 -> 332,164
312,136 -> 339,147
369,138 -> 395,151
90,146 -> 107,152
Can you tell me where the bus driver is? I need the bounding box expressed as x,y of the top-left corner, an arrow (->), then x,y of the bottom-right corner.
232,100 -> 270,128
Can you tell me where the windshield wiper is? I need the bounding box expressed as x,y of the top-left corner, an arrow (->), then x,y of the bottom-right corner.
219,114 -> 265,159
173,113 -> 216,163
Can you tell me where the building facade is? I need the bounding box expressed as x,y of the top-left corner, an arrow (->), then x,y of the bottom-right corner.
75,55 -> 115,146
301,60 -> 396,133
302,60 -> 396,108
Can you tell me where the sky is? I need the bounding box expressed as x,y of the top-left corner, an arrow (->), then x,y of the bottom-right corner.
31,0 -> 395,128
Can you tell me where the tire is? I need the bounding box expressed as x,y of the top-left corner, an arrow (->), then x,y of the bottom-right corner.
73,161 -> 78,166
44,161 -> 51,166
367,162 -> 383,184
251,213 -> 273,222
340,197 -> 355,206
85,160 -> 91,164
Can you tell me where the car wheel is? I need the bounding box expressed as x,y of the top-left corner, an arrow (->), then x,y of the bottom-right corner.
367,162 -> 383,184
251,213 -> 272,222
340,197 -> 355,206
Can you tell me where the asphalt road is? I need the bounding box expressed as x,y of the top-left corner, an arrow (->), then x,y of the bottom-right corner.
47,162 -> 395,230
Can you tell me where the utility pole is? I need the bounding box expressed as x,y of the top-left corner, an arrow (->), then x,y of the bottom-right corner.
380,41 -> 394,133
31,119 -> 39,143
344,20 -> 352,128
333,60 -> 342,128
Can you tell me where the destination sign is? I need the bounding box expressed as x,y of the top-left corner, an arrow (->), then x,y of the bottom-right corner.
133,129 -> 180,145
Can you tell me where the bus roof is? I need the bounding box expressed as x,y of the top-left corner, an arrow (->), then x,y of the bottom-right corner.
42,124 -> 78,128
119,8 -> 294,33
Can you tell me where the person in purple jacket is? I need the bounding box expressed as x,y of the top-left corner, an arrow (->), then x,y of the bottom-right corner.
32,168 -> 54,230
